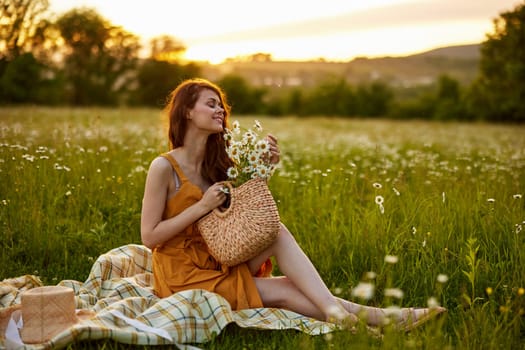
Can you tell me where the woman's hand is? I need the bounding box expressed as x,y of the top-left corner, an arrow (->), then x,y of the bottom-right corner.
265,134 -> 280,164
200,182 -> 228,212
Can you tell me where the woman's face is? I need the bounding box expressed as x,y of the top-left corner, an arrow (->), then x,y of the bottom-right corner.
187,88 -> 225,134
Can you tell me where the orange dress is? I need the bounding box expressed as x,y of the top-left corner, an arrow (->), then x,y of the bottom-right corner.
152,153 -> 272,310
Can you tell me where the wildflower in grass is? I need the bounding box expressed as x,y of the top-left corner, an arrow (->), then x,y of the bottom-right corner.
65,191 -> 72,196
486,287 -> 493,295
427,296 -> 440,308
351,282 -> 375,300
392,187 -> 400,196
499,305 -> 510,313
437,274 -> 449,283
384,255 -> 398,264
442,192 -> 446,203
333,287 -> 343,295
375,195 -> 385,214
487,198 -> 495,203
365,271 -> 377,280
515,224 -> 522,234
384,305 -> 402,321
518,287 -> 524,296
373,182 -> 382,189
384,288 -> 404,299
134,165 -> 146,173
513,194 -> 522,199
323,332 -> 334,342
411,226 -> 417,235
22,154 -> 35,162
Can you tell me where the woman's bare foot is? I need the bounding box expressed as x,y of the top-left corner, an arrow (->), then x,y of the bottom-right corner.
350,305 -> 446,329
395,306 -> 447,331
326,305 -> 358,330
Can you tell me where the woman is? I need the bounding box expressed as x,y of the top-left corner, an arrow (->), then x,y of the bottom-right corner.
141,78 -> 445,329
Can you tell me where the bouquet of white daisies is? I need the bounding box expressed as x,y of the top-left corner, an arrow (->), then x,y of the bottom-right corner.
223,119 -> 277,187
197,120 -> 280,266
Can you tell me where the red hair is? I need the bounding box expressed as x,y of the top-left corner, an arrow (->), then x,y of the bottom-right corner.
164,78 -> 233,183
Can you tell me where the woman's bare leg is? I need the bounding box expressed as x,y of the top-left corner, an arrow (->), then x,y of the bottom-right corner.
248,223 -> 445,327
248,223 -> 354,323
253,276 -> 329,320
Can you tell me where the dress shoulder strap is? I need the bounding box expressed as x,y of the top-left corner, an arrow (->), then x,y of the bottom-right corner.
159,153 -> 188,183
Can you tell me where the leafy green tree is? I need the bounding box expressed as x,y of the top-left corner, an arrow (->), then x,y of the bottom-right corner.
355,81 -> 393,117
432,75 -> 467,120
0,0 -> 50,60
0,53 -> 42,102
149,35 -> 186,62
132,59 -> 201,106
469,2 -> 525,122
56,8 -> 140,105
303,77 -> 356,117
0,0 -> 65,104
390,75 -> 467,120
217,74 -> 267,115
284,88 -> 305,116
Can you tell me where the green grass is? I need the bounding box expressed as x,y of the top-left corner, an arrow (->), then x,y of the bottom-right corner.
1,107 -> 524,349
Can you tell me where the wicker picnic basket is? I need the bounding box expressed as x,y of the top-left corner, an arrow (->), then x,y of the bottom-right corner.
197,178 -> 280,266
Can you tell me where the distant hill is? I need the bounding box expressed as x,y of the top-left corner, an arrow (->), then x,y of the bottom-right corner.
202,43 -> 481,89
412,43 -> 480,59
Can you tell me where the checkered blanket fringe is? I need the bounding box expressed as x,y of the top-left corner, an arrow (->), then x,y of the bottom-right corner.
1,244 -> 335,349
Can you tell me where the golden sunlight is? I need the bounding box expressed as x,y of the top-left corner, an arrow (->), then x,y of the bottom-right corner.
49,0 -> 520,62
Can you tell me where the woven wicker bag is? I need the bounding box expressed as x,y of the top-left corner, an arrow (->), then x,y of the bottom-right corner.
197,177 -> 280,266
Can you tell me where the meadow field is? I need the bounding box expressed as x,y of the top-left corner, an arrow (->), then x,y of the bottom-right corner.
0,107 -> 524,349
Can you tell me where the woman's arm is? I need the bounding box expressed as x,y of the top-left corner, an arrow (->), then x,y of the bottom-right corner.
140,157 -> 226,249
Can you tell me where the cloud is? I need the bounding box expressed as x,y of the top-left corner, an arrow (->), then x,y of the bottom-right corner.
188,0 -> 518,44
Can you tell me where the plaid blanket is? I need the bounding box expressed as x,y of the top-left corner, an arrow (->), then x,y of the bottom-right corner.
1,244 -> 335,349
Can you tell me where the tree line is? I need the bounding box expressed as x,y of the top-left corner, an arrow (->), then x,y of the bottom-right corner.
1,0 -> 524,122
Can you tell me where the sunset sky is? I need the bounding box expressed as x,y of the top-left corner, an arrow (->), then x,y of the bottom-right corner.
49,0 -> 520,63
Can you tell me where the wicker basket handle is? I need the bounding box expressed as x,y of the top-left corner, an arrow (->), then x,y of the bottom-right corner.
212,181 -> 234,218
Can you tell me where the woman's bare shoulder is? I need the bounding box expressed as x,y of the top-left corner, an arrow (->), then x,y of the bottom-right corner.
147,156 -> 172,177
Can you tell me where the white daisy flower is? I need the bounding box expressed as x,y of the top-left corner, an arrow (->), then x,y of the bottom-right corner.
384,288 -> 404,299
247,151 -> 260,166
384,255 -> 398,264
232,120 -> 240,134
227,167 -> 238,179
253,120 -> 263,132
427,297 -> 440,308
437,274 -> 449,283
351,282 -> 375,300
256,139 -> 270,154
